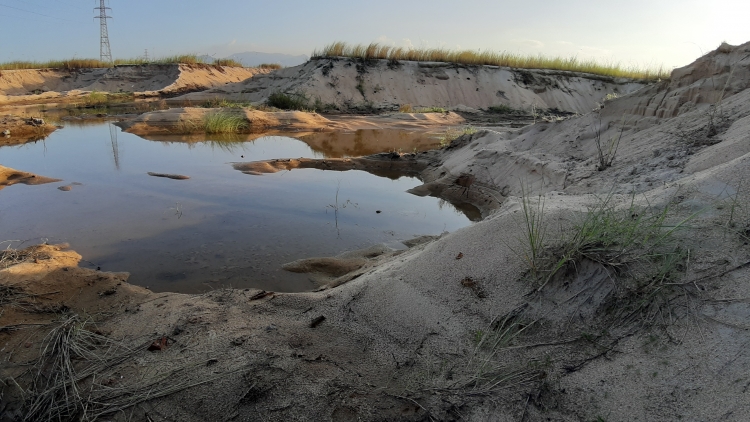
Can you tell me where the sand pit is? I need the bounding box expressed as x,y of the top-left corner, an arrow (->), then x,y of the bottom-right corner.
2,42 -> 750,421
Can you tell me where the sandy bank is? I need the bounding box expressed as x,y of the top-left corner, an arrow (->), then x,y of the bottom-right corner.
0,165 -> 61,191
176,58 -> 648,113
116,107 -> 467,136
0,114 -> 56,145
0,64 -> 269,105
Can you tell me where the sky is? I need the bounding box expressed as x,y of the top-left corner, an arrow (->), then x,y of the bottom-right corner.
0,0 -> 749,70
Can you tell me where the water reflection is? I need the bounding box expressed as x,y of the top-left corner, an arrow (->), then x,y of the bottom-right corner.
0,124 -> 472,293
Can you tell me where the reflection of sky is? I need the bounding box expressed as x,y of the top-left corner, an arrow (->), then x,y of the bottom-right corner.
0,124 -> 470,293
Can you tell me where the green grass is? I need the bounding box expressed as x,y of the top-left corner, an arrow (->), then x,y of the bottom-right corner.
202,110 -> 248,133
519,192 -> 697,292
198,98 -> 254,109
487,104 -> 523,114
266,91 -> 323,111
0,54 -> 229,70
437,126 -> 477,147
179,110 -> 249,134
212,58 -> 243,67
312,41 -> 669,81
399,104 -> 447,113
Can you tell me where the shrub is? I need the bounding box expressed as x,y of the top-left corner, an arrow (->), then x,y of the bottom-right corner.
267,91 -> 312,111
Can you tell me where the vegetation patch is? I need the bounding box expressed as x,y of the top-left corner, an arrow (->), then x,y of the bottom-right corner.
212,58 -> 243,67
258,63 -> 283,70
399,104 -> 447,113
202,110 -> 249,133
438,126 -> 477,147
487,104 -> 524,115
313,42 -> 669,81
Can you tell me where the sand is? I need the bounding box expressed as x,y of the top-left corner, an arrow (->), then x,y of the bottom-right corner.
0,64 -> 269,105
116,107 -> 467,135
0,165 -> 61,191
2,41 -> 750,421
176,58 -> 647,114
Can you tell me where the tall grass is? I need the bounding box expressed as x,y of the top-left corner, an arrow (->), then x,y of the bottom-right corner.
312,42 -> 669,81
212,58 -> 244,67
0,54 -> 211,70
202,110 -> 249,134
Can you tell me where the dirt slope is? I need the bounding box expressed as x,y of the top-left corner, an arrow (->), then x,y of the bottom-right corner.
177,57 -> 648,113
2,42 -> 750,422
0,64 -> 269,105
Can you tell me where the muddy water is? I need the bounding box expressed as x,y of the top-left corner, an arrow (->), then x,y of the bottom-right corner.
0,123 -> 472,293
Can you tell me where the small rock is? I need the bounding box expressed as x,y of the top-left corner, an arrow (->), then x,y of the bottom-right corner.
1,129 -> 10,136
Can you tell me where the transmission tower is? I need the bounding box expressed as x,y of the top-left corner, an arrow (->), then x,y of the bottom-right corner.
94,0 -> 112,63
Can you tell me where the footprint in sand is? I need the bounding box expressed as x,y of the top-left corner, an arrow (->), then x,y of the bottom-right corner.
57,182 -> 82,192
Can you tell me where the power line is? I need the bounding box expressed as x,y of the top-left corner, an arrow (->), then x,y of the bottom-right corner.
0,3 -> 84,23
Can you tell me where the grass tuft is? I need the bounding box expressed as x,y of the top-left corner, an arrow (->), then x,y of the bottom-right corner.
312,41 -> 669,81
258,63 -> 283,70
212,58 -> 243,67
266,91 -> 326,111
202,110 -> 248,133
438,126 -> 477,147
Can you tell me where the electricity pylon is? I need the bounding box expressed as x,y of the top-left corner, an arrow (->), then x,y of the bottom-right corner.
94,0 -> 112,63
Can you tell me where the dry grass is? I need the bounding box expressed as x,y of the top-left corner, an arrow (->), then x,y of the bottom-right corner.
312,42 -> 669,81
0,55 -> 207,70
258,63 -> 283,70
18,315 -> 235,421
213,58 -> 244,67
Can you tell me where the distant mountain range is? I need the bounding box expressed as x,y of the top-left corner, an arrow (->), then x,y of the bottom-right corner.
197,52 -> 308,68
228,52 -> 308,68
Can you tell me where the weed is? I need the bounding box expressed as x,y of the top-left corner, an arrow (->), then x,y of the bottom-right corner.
199,98 -> 253,109
202,110 -> 248,133
312,41 -> 668,81
267,91 -> 313,111
258,63 -> 282,70
399,104 -> 414,113
212,58 -> 243,67
487,104 -> 520,114
594,114 -> 626,171
399,105 -> 446,113
84,91 -> 108,106
516,186 -> 547,280
0,54 -> 206,70
438,126 -> 477,147
520,191 -> 698,297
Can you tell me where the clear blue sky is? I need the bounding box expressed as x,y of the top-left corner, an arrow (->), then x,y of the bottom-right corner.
1,0 -> 748,69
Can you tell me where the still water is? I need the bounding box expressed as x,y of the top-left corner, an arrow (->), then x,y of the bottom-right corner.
0,123 -> 473,293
